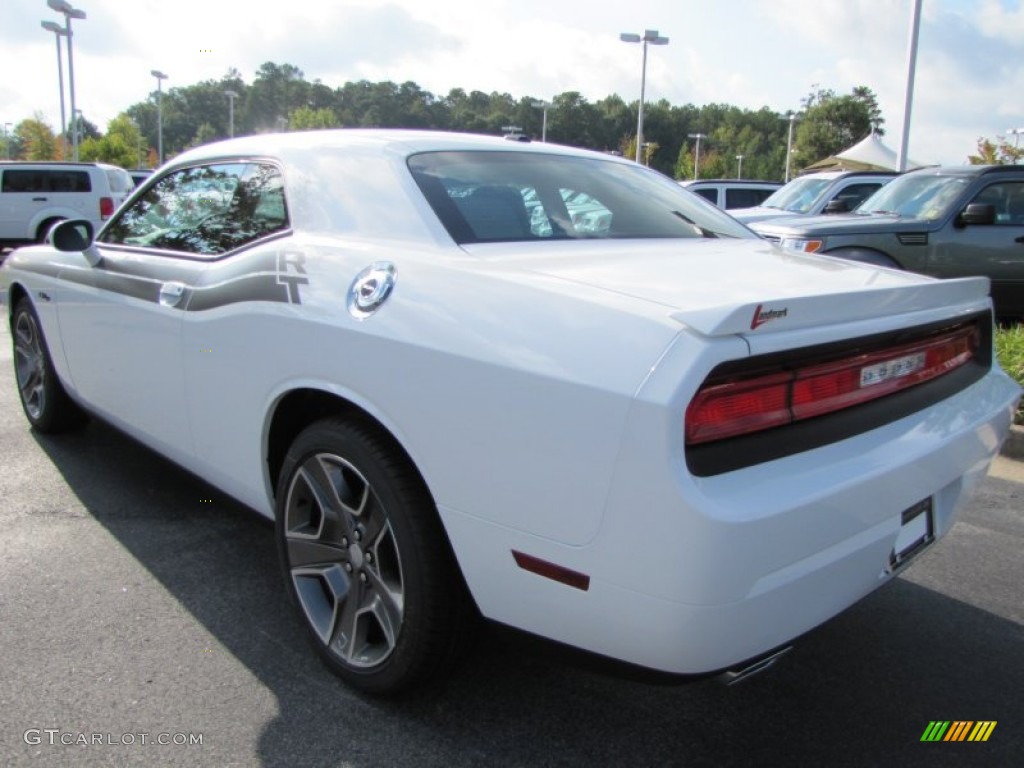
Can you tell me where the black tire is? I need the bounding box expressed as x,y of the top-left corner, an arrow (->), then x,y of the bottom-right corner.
36,218 -> 65,243
275,417 -> 477,695
11,298 -> 86,433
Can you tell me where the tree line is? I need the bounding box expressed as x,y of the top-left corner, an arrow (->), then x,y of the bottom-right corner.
2,61 -> 935,179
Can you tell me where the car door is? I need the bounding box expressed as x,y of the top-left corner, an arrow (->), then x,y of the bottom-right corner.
930,180 -> 1024,316
55,160 -> 290,463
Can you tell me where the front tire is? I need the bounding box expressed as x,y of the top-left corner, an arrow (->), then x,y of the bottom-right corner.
275,418 -> 476,694
12,298 -> 86,432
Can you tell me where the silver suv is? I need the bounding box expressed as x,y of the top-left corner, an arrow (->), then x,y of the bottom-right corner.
731,170 -> 896,225
0,162 -> 134,247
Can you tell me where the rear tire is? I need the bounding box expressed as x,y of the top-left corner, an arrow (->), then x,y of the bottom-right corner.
35,218 -> 65,243
11,298 -> 86,433
275,417 -> 477,695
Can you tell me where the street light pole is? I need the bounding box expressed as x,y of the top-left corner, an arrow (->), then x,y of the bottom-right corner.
224,89 -> 238,138
1007,128 -> 1024,150
687,132 -> 706,180
781,112 -> 799,183
532,100 -> 551,142
151,70 -> 168,164
40,21 -> 68,160
47,1 -> 86,161
620,29 -> 669,164
896,0 -> 922,173
736,154 -> 744,179
72,108 -> 83,150
3,123 -> 12,160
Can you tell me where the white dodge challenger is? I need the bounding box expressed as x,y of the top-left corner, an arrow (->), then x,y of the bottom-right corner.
2,131 -> 1020,694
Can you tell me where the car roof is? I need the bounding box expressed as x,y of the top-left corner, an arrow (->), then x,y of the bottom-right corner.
681,179 -> 781,186
167,129 -> 628,170
795,170 -> 897,180
904,164 -> 1021,179
0,160 -> 107,169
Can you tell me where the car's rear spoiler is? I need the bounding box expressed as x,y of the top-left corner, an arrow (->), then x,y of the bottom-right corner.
670,277 -> 992,338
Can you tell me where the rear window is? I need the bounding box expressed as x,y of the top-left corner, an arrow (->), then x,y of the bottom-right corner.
1,169 -> 92,193
105,168 -> 134,194
408,151 -> 752,244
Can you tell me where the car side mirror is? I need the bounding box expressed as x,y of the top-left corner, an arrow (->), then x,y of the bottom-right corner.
823,199 -> 850,214
50,219 -> 102,266
957,203 -> 996,228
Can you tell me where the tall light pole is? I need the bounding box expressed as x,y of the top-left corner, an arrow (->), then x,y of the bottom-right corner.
1007,128 -> 1024,150
620,29 -> 669,163
151,70 -> 168,164
781,112 -> 799,183
224,89 -> 238,138
3,123 -> 12,159
896,0 -> 922,172
532,100 -> 551,142
736,154 -> 744,179
40,20 -> 68,160
47,1 -> 85,161
687,132 -> 706,180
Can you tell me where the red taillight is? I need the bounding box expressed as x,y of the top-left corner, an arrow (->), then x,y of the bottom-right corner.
685,373 -> 791,444
686,325 -> 978,446
99,196 -> 115,219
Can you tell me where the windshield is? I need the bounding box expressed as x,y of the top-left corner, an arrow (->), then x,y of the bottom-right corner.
858,174 -> 970,220
408,151 -> 752,244
758,177 -> 833,213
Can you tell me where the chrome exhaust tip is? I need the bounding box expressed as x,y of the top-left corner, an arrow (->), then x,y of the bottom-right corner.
717,646 -> 793,686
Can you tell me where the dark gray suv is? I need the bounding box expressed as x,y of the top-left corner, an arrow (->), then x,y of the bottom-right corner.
751,165 -> 1024,318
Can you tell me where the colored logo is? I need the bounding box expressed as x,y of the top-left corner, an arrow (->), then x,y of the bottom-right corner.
920,721 -> 996,742
750,303 -> 788,330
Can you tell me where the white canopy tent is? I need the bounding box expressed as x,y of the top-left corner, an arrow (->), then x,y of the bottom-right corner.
802,133 -> 931,173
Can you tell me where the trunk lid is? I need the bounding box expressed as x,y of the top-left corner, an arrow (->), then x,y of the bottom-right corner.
466,239 -> 990,337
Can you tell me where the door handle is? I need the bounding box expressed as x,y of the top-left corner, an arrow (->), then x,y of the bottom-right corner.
1016,236 -> 1024,244
32,197 -> 48,202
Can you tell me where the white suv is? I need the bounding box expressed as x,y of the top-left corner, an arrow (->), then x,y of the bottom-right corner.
679,179 -> 782,210
0,162 -> 134,247
730,170 -> 896,225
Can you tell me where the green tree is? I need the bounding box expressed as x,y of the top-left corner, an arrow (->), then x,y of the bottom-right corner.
793,86 -> 885,169
14,113 -> 57,160
245,62 -> 310,132
79,114 -> 145,167
289,106 -> 340,130
190,122 -> 219,147
968,137 -> 1024,165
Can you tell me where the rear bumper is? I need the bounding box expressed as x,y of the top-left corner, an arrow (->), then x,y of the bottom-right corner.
441,367 -> 1020,674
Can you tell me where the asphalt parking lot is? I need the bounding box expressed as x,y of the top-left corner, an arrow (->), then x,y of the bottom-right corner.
0,319 -> 1021,768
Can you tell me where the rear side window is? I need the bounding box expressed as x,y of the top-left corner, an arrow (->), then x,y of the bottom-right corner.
725,188 -> 776,209
1,169 -> 91,193
105,168 -> 134,194
830,182 -> 885,211
691,188 -> 718,204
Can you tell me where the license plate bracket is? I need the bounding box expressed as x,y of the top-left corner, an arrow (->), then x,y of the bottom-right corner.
888,498 -> 934,573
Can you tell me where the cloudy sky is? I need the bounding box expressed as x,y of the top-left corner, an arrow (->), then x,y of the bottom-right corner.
3,0 -> 1023,166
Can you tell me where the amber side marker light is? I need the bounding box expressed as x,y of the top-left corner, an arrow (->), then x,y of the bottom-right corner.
686,325 -> 978,445
512,551 -> 591,591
